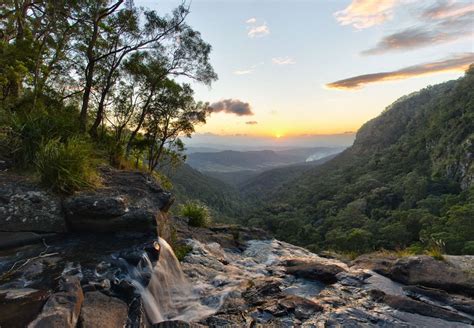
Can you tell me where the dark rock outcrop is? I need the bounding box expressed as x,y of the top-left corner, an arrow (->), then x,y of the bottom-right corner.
64,168 -> 174,233
0,174 -> 65,233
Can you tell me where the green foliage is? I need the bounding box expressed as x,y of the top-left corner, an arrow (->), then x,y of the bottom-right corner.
174,244 -> 193,261
35,137 -> 99,194
244,68 -> 474,255
0,100 -> 80,167
180,201 -> 212,227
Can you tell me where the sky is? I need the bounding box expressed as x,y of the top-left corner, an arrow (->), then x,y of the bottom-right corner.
136,0 -> 473,146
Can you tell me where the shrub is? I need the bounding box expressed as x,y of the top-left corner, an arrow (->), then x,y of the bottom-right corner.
180,201 -> 212,227
35,137 -> 99,194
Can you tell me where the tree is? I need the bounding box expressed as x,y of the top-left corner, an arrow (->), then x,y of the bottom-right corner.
142,80 -> 208,172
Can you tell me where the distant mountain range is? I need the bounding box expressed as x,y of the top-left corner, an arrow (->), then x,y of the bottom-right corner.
186,147 -> 344,173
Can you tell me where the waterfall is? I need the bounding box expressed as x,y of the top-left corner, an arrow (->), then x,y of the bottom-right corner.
132,237 -> 216,324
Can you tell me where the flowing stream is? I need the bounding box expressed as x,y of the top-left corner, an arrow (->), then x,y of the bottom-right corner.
131,238 -> 330,324
129,238 -> 473,327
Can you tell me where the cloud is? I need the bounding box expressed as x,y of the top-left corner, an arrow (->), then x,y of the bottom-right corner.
272,57 -> 296,65
362,3 -> 474,55
334,0 -> 400,29
248,23 -> 270,38
209,99 -> 254,116
245,121 -> 258,125
246,17 -> 257,24
361,19 -> 473,55
234,69 -> 254,75
233,62 -> 264,75
422,0 -> 474,19
326,53 -> 474,90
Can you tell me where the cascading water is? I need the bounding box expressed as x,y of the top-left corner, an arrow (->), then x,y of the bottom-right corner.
130,237 -> 217,324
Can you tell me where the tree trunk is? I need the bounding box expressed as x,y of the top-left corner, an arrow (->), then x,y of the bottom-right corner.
79,20 -> 99,132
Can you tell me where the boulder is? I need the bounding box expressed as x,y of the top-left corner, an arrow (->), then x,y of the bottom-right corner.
388,255 -> 474,296
285,259 -> 346,284
28,276 -> 84,328
78,291 -> 128,328
0,174 -> 65,232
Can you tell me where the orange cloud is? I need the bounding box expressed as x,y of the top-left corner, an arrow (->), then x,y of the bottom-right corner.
326,53 -> 474,90
334,0 -> 400,29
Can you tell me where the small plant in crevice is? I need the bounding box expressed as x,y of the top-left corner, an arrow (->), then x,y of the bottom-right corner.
174,244 -> 193,261
424,238 -> 445,261
180,201 -> 212,228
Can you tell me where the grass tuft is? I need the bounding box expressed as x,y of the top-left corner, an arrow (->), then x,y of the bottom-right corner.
35,137 -> 99,194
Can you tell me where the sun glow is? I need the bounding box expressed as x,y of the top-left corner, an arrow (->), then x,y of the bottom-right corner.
275,133 -> 283,139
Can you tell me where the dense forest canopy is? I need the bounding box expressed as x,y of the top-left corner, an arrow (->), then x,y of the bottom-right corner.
243,67 -> 474,255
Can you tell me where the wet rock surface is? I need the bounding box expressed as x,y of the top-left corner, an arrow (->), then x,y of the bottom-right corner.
162,223 -> 474,327
0,232 -> 159,327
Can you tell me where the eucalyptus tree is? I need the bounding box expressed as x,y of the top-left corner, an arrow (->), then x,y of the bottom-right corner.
142,80 -> 208,172
74,0 -> 217,135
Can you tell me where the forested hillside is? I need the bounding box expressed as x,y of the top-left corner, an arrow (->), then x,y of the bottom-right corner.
164,163 -> 245,220
244,66 -> 474,255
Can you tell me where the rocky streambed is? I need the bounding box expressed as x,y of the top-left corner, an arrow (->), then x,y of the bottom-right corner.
161,220 -> 474,327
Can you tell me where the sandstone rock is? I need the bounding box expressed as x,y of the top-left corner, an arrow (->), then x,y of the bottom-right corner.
285,259 -> 346,284
64,168 -> 174,233
388,255 -> 474,296
351,253 -> 397,275
0,289 -> 49,328
277,295 -> 323,320
64,195 -> 127,220
403,285 -> 474,316
28,276 -> 84,328
370,289 -> 473,324
242,279 -> 282,306
0,174 -> 65,232
79,291 -> 128,328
